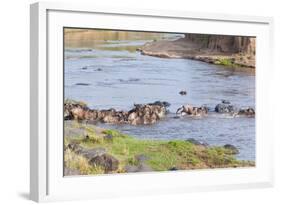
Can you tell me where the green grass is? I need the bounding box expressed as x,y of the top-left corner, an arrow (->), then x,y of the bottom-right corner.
64,124 -> 254,175
214,58 -> 241,67
214,58 -> 237,67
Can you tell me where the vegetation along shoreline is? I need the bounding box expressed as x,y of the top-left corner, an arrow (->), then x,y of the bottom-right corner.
64,99 -> 255,176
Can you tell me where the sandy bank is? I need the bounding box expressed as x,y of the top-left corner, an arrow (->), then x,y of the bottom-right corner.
138,35 -> 256,70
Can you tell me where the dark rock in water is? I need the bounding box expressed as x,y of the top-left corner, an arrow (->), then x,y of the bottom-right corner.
173,116 -> 181,119
186,138 -> 208,146
169,167 -> 178,171
223,144 -> 239,154
96,68 -> 102,71
129,78 -> 140,82
237,107 -> 255,117
89,153 -> 119,173
119,78 -> 140,83
75,83 -> 91,86
179,90 -> 187,95
82,66 -> 87,70
64,167 -> 81,176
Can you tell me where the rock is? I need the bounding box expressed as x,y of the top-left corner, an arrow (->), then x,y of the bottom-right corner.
125,154 -> 152,173
135,154 -> 149,162
67,142 -> 84,153
169,167 -> 178,171
237,107 -> 255,117
75,83 -> 91,86
186,138 -> 208,146
176,104 -> 208,116
64,121 -> 88,139
124,165 -> 139,173
118,78 -> 140,83
64,125 -> 88,139
96,68 -> 102,71
66,143 -> 118,173
138,163 -> 153,172
88,153 -> 119,173
129,78 -> 140,82
79,147 -> 107,159
103,134 -> 113,141
125,162 -> 153,173
67,143 -> 107,158
82,66 -> 87,70
179,90 -> 187,95
223,144 -> 239,154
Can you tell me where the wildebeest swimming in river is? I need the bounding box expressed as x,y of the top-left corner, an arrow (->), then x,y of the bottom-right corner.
64,99 -> 255,125
214,100 -> 255,117
64,100 -> 168,125
176,104 -> 208,117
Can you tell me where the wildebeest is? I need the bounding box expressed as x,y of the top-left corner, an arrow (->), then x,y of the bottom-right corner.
176,104 -> 208,117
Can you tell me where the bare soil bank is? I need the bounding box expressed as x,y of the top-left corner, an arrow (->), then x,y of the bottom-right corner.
139,34 -> 256,70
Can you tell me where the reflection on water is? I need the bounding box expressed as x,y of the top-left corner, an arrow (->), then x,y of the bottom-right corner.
64,29 -> 255,161
65,29 -> 182,49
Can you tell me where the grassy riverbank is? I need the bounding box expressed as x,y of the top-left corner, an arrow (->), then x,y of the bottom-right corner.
64,121 -> 254,175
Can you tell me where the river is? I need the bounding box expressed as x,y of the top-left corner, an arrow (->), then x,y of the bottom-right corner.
64,31 -> 255,161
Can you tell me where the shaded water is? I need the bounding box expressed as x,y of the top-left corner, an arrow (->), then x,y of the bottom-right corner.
64,31 -> 255,161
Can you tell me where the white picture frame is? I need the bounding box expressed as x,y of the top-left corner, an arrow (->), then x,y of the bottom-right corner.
30,2 -> 274,202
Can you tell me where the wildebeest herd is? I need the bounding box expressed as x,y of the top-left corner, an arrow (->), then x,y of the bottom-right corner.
64,99 -> 255,125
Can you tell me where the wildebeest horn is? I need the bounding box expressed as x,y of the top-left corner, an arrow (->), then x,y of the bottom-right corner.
176,106 -> 183,114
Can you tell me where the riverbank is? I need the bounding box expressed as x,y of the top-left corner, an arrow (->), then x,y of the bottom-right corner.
138,34 -> 255,70
64,120 -> 254,176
